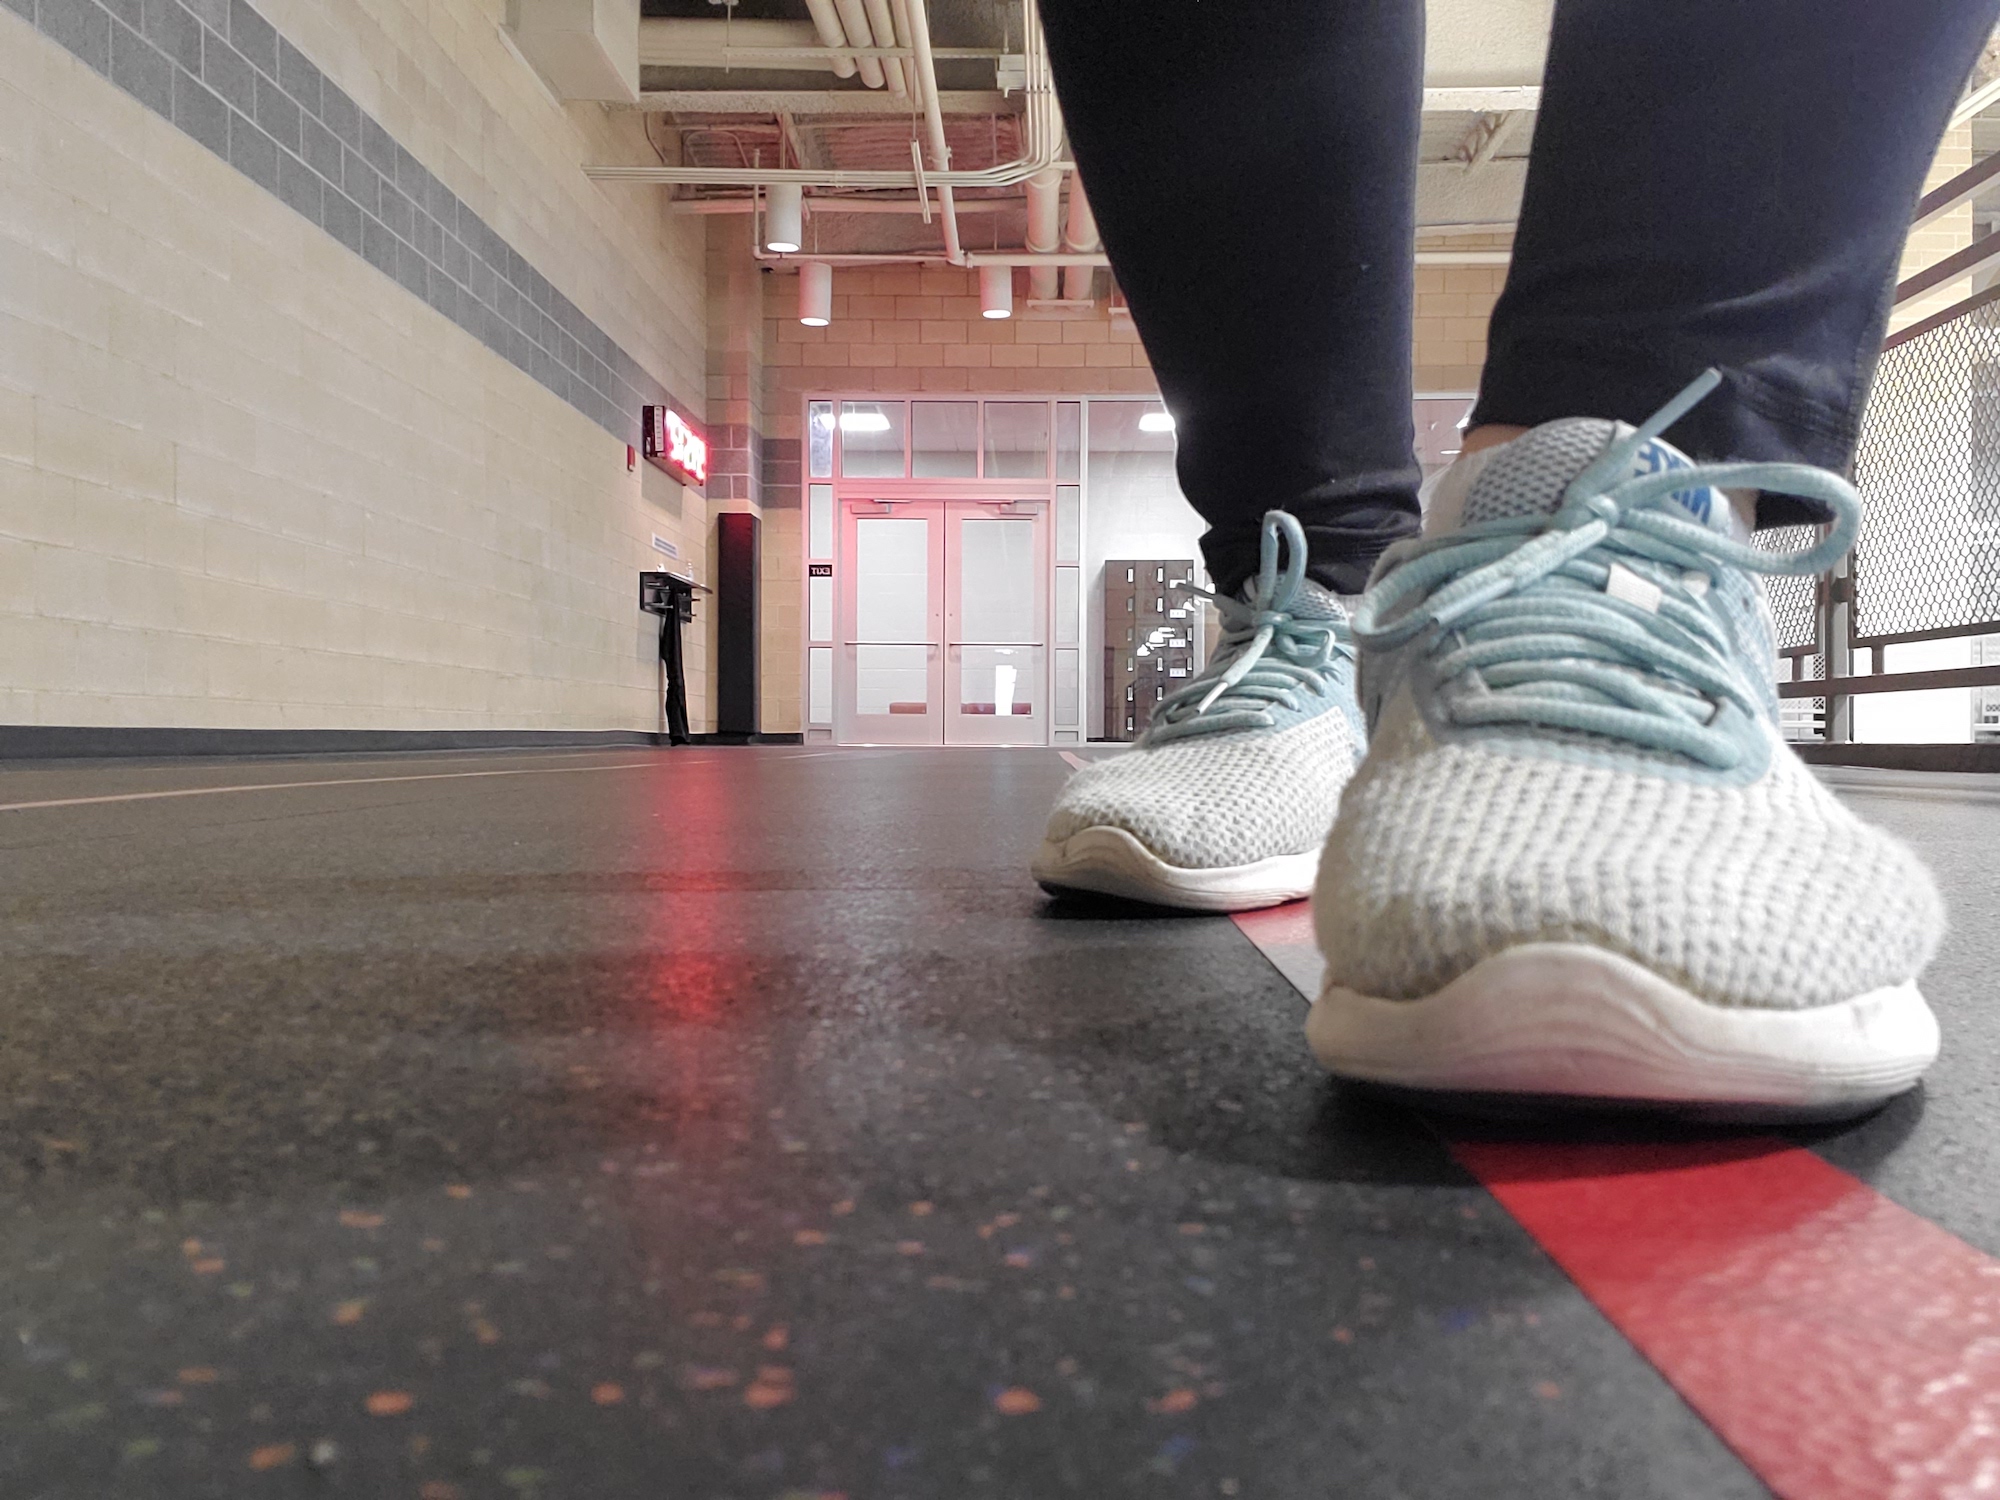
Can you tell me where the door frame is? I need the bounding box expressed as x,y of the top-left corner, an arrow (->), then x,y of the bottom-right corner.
805,394 -> 1088,748
833,498 -> 945,747
831,495 -> 1051,747
942,496 -> 1049,747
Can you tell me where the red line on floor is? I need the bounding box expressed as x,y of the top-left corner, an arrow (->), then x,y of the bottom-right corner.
1230,901 -> 1325,997
1228,908 -> 2000,1498
1454,1138 -> 2000,1500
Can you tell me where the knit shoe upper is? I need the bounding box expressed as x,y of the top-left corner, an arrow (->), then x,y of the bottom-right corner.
1316,377 -> 1944,1011
1045,511 -> 1363,873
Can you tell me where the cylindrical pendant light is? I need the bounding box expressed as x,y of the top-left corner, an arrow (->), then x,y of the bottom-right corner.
799,261 -> 833,326
765,183 -> 804,254
979,264 -> 1014,320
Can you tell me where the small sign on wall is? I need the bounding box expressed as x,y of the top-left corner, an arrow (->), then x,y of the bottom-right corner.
653,535 -> 680,560
642,405 -> 709,489
809,563 -> 833,577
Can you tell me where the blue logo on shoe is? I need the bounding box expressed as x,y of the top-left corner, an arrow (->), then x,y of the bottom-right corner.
1634,440 -> 1721,530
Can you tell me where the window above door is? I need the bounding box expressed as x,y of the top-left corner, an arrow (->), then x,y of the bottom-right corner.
810,399 -> 1083,489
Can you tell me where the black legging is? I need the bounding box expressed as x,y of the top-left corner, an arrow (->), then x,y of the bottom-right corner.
1038,0 -> 2000,594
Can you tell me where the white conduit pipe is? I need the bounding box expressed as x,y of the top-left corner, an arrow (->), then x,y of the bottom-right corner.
1024,167 -> 1062,298
1061,176 -> 1099,300
768,252 -> 1109,266
761,249 -> 1511,268
833,0 -> 886,87
589,0 -> 1063,190
764,250 -> 1512,268
904,0 -> 963,263
799,0 -> 858,79
865,0 -> 908,96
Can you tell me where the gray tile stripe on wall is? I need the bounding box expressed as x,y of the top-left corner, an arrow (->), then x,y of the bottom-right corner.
8,0 -> 697,447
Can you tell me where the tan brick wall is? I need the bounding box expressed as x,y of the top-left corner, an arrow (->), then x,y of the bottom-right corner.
1413,263 -> 1507,394
764,265 -> 1162,411
255,0 -> 706,402
1893,123 -> 1975,333
1,3 -> 711,733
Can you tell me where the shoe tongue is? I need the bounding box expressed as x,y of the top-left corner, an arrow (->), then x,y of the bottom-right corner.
1432,418 -> 1743,540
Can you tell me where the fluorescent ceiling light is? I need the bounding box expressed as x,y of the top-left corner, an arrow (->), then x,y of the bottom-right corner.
840,408 -> 892,433
1138,410 -> 1176,433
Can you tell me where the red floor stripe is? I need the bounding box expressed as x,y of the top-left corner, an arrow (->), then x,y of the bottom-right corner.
1452,1138 -> 2000,1500
1229,901 -> 1324,997
1226,910 -> 2000,1497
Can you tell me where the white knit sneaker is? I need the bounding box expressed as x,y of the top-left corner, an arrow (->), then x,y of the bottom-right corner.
1033,511 -> 1363,911
1308,372 -> 1944,1120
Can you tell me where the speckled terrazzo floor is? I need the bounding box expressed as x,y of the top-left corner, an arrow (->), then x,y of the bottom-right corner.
2,746 -> 1995,1499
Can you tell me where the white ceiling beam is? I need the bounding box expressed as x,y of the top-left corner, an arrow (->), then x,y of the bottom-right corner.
1460,110 -> 1527,170
1952,73 -> 2000,127
1422,86 -> 1541,113
1417,159 -> 1529,226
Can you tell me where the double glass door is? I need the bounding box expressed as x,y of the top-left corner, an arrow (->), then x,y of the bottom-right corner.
836,499 -> 1047,745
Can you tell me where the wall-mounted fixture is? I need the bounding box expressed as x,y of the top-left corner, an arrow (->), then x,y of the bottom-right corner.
640,569 -> 708,745
642,405 -> 710,488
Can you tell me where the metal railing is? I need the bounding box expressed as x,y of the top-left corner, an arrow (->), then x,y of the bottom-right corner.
1776,279 -> 2000,743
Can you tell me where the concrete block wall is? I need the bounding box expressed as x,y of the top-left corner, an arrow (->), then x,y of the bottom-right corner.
1,0 -> 713,735
1412,261 -> 1509,395
1895,123 -> 1975,333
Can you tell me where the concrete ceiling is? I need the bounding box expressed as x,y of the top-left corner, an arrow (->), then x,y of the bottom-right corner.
639,0 -> 1553,244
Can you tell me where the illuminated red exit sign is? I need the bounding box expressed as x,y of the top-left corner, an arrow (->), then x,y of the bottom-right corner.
642,405 -> 709,489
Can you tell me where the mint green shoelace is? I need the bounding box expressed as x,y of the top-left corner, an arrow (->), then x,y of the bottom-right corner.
1349,370 -> 1859,771
1147,511 -> 1352,744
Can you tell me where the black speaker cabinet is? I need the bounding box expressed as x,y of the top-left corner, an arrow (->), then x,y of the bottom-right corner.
716,512 -> 760,736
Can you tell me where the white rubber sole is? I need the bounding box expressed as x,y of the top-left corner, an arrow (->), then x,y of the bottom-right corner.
1032,826 -> 1319,913
1305,942 -> 1939,1121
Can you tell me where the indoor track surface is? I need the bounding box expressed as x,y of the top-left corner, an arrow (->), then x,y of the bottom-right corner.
2,747 -> 1996,1499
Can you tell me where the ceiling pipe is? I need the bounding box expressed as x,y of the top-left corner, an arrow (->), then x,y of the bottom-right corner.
757,250 -> 1107,267
831,0 -> 886,87
1060,176 -> 1098,299
589,0 -> 1063,191
758,248 -> 1511,267
669,195 -> 1022,215
865,0 -> 908,96
799,0 -> 858,80
624,89 -> 1013,114
904,0 -> 963,263
1023,167 -> 1062,299
890,0 -> 917,92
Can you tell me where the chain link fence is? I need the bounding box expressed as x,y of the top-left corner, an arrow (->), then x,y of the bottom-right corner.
1762,283 -> 2000,744
1851,284 -> 2000,645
